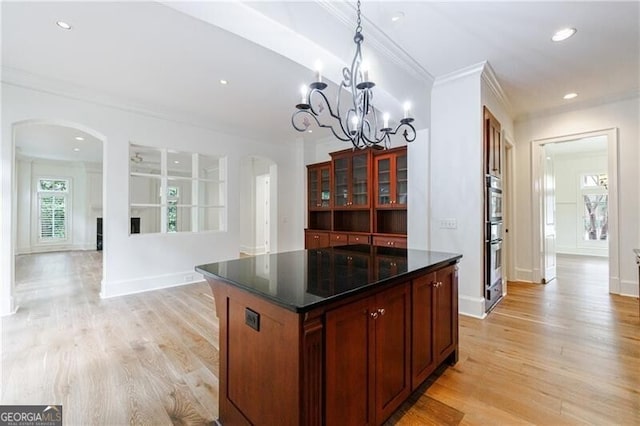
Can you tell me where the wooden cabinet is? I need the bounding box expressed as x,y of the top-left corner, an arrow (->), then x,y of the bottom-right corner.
305,230 -> 329,249
326,283 -> 411,426
308,162 -> 331,210
305,147 -> 407,249
332,150 -> 371,209
484,106 -> 502,178
412,265 -> 458,388
374,148 -> 407,207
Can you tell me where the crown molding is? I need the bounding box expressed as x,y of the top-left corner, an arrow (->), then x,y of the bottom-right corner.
480,61 -> 513,116
1,66 -> 292,145
433,61 -> 486,87
316,0 -> 434,86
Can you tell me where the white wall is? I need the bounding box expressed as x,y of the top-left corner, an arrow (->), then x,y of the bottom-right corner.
1,82 -> 305,314
430,67 -> 484,318
514,96 -> 639,297
239,156 -> 274,255
552,151 -> 608,257
15,157 -> 100,254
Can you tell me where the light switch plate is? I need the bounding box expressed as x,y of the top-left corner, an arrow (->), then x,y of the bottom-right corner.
440,218 -> 457,229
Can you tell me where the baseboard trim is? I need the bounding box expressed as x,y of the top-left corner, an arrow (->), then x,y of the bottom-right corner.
458,295 -> 487,319
515,268 -> 533,283
100,271 -> 205,299
619,279 -> 639,297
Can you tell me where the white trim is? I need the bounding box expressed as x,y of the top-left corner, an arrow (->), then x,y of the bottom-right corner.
514,268 -> 533,283
100,271 -> 204,299
531,128 -> 620,294
458,294 -> 487,319
620,280 -> 639,298
433,61 -> 485,87
503,133 -> 517,283
556,247 -> 608,257
480,62 -> 513,114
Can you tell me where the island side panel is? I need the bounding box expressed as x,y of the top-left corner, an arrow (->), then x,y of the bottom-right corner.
301,312 -> 324,426
208,279 -> 302,426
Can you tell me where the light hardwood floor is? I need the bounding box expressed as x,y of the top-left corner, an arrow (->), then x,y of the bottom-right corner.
2,252 -> 638,425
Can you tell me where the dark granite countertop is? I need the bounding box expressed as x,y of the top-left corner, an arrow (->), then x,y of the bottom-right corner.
195,245 -> 462,313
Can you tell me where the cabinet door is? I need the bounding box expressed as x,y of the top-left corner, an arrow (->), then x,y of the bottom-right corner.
434,266 -> 457,363
395,153 -> 407,206
411,273 -> 436,388
308,167 -> 320,209
351,152 -> 370,207
326,298 -> 375,426
319,165 -> 331,208
308,164 -> 331,209
374,283 -> 411,424
333,157 -> 349,207
375,154 -> 393,206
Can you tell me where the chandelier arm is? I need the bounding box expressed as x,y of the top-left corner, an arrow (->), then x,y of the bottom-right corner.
309,88 -> 352,140
292,109 -> 353,142
386,122 -> 417,143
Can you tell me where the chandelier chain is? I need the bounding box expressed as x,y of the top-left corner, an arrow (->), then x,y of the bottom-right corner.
356,0 -> 362,34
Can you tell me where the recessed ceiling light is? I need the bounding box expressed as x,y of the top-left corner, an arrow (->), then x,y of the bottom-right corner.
56,20 -> 72,30
219,79 -> 228,85
563,92 -> 578,100
174,160 -> 180,164
75,136 -> 84,141
73,148 -> 80,152
391,12 -> 404,22
552,28 -> 576,42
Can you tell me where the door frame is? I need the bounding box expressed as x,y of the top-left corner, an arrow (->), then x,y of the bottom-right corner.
531,128 -> 619,293
502,132 -> 516,286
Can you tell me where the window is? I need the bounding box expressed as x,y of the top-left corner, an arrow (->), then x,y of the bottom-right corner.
129,144 -> 226,234
580,174 -> 608,241
38,178 -> 69,242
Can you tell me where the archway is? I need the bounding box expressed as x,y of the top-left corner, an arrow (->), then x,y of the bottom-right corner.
5,119 -> 107,315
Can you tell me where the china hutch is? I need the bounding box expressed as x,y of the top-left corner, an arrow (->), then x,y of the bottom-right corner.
305,146 -> 408,249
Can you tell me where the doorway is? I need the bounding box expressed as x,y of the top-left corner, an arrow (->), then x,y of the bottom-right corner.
531,129 -> 618,293
11,120 -> 106,312
239,156 -> 277,256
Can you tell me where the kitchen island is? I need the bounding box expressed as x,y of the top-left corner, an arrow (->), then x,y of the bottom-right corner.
196,245 -> 462,426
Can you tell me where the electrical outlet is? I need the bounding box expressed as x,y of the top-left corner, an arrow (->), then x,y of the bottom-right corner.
184,274 -> 195,282
439,218 -> 457,229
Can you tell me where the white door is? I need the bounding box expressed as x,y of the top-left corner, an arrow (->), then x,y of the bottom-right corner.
543,154 -> 556,283
256,174 -> 270,253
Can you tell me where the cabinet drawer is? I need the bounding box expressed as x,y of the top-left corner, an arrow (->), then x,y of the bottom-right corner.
330,233 -> 349,246
348,234 -> 370,245
305,231 -> 329,249
373,236 -> 407,249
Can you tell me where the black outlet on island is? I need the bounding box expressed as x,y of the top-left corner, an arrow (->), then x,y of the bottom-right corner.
245,308 -> 260,332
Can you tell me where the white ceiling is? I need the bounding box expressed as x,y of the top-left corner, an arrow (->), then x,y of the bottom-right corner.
545,135 -> 608,155
15,124 -> 103,163
2,1 -> 639,162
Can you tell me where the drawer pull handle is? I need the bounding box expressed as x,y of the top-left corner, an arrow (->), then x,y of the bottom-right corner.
370,312 -> 379,319
377,308 -> 386,316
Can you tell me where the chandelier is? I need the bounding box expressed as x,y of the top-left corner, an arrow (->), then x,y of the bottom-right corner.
291,0 -> 416,149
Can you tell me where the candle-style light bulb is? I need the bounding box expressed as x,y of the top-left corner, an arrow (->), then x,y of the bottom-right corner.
300,85 -> 308,103
403,102 -> 411,119
351,115 -> 359,128
361,62 -> 370,82
314,60 -> 323,83
383,112 -> 390,129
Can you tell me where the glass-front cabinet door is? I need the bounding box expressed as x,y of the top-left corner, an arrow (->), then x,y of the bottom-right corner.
396,153 -> 407,206
308,162 -> 331,209
350,153 -> 369,207
375,150 -> 407,207
333,157 -> 349,207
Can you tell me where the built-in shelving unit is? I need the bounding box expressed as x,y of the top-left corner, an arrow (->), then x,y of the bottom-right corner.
305,146 -> 407,249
